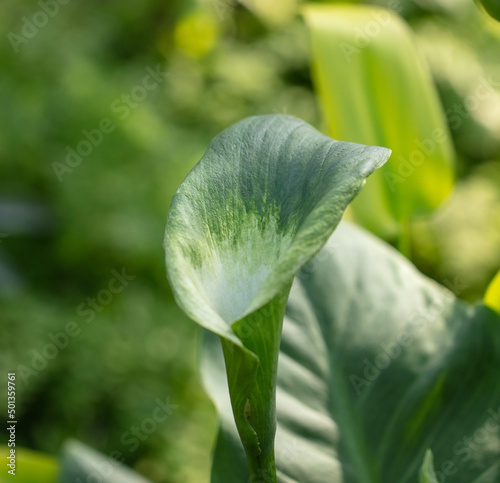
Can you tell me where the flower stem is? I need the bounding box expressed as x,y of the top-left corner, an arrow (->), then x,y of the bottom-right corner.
246,447 -> 278,483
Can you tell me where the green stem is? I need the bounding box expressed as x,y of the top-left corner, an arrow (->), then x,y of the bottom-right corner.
222,288 -> 291,483
246,448 -> 278,483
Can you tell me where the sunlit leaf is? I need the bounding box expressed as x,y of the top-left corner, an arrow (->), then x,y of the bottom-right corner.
239,0 -> 299,24
485,270 -> 500,313
0,446 -> 58,483
303,5 -> 456,243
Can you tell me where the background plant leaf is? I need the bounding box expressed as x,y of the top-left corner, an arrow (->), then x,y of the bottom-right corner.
202,222 -> 500,483
0,446 -> 58,483
485,270 -> 500,313
58,440 -> 151,483
419,450 -> 438,483
303,5 -> 456,243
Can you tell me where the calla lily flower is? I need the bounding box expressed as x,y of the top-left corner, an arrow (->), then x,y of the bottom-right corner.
164,114 -> 390,481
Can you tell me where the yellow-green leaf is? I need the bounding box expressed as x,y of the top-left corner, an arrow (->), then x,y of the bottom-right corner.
485,270 -> 500,313
303,5 -> 456,242
0,446 -> 58,483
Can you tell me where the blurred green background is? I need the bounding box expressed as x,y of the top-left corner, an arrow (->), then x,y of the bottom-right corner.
1,0 -> 499,482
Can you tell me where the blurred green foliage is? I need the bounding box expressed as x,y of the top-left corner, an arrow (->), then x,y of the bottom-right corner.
0,0 -> 499,482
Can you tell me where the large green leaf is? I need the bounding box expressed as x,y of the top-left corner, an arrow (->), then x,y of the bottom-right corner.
303,5 -> 455,243
165,114 -> 390,479
203,222 -> 500,482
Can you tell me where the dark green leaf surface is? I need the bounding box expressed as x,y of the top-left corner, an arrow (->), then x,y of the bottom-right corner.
203,222 -> 500,483
478,0 -> 500,21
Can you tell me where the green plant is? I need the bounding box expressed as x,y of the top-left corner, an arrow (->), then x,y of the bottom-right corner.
164,115 -> 500,482
164,114 -> 391,481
